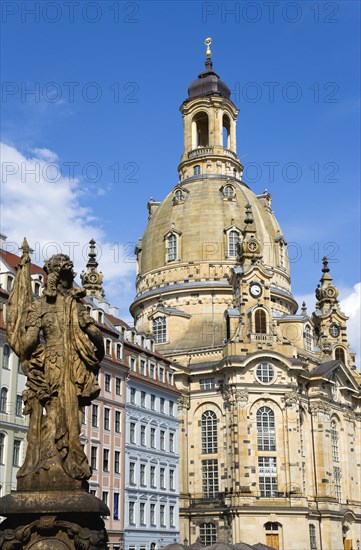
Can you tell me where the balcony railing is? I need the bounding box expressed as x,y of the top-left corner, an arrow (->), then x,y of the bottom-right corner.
250,333 -> 274,343
188,147 -> 238,160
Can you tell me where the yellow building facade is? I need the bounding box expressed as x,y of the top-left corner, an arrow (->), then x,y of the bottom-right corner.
130,44 -> 361,550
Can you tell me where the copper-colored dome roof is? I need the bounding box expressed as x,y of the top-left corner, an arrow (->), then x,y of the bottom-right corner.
187,60 -> 231,100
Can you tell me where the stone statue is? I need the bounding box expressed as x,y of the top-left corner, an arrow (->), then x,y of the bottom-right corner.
6,240 -> 105,490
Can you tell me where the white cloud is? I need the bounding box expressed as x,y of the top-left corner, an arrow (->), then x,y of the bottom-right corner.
340,283 -> 361,363
0,142 -> 136,318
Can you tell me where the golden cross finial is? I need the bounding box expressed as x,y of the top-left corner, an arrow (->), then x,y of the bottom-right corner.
204,37 -> 212,60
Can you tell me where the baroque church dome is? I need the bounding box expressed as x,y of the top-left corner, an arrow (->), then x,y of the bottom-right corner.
131,47 -> 297,352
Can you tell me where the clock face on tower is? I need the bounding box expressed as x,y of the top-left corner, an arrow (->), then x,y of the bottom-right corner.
249,282 -> 262,298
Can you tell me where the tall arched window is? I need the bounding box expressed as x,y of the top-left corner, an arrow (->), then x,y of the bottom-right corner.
222,114 -> 231,148
309,524 -> 317,550
192,112 -> 209,147
304,325 -> 313,351
200,523 -> 217,546
167,234 -> 177,261
0,433 -> 5,464
153,317 -> 167,344
331,419 -> 339,462
255,309 -> 267,334
201,410 -> 218,454
228,230 -> 239,257
257,406 -> 276,450
0,388 -> 8,413
2,345 -> 10,369
335,347 -> 345,363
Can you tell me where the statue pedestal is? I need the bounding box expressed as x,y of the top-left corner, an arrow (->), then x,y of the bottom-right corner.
0,490 -> 110,549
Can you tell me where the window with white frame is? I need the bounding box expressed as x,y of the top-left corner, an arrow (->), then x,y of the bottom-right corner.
159,367 -> 165,382
141,391 -> 146,407
90,446 -> 97,469
129,502 -> 135,525
202,459 -> 219,497
130,422 -> 136,443
114,451 -> 120,474
114,411 -> 121,433
153,317 -> 167,344
13,440 -> 21,467
169,469 -> 175,490
129,462 -> 135,484
103,449 -> 109,472
105,339 -> 111,356
129,357 -> 136,371
103,408 -> 110,430
0,433 -> 5,464
140,502 -> 145,525
140,359 -> 146,376
309,524 -> 317,550
160,504 -> 165,526
2,345 -> 10,369
258,456 -> 278,497
0,387 -> 8,413
160,430 -> 165,450
150,503 -> 156,525
228,230 -> 240,257
223,184 -> 235,198
140,425 -> 146,446
200,378 -> 215,390
160,467 -> 165,489
170,505 -> 175,527
169,432 -> 174,452
331,419 -> 339,462
167,233 -> 177,261
16,395 -> 23,417
254,309 -> 267,334
104,373 -> 111,392
92,404 -> 98,427
304,325 -> 313,351
115,377 -> 121,395
201,410 -> 218,454
151,427 -> 156,448
256,362 -> 275,384
257,407 -> 276,451
140,463 -> 146,485
193,165 -> 201,175
333,466 -> 342,501
150,465 -> 156,487
200,523 -> 217,546
116,343 -> 122,360
130,388 -> 136,404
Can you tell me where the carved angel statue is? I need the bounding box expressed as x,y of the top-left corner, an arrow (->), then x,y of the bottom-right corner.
7,240 -> 104,490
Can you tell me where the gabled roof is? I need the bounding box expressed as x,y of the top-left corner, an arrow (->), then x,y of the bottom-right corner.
0,249 -> 45,277
310,360 -> 359,392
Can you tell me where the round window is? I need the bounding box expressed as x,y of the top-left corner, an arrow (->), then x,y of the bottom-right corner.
256,362 -> 275,384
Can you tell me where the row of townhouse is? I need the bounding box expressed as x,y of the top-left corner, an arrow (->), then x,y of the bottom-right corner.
0,234 -> 181,550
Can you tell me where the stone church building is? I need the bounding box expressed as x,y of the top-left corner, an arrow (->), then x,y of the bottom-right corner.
130,44 -> 361,550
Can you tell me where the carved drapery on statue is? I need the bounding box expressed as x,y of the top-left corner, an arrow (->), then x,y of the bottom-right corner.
6,246 -> 105,489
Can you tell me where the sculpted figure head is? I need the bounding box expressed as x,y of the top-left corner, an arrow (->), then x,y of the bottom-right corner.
43,254 -> 76,297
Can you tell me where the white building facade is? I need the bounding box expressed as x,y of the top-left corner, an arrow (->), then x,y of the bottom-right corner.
124,346 -> 180,550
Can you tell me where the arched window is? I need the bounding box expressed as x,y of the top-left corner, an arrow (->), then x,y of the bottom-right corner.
192,112 -> 209,147
153,317 -> 167,344
222,114 -> 231,148
201,410 -> 218,454
309,524 -> 317,550
331,419 -> 339,462
167,234 -> 177,261
2,345 -> 10,369
304,325 -> 313,351
97,311 -> 104,324
7,276 -> 13,292
0,433 -> 5,464
0,388 -> 8,413
335,347 -> 345,363
200,523 -> 217,546
34,282 -> 40,298
257,406 -> 276,450
228,230 -> 239,257
193,165 -> 201,176
174,189 -> 183,202
255,309 -> 267,334
223,184 -> 234,198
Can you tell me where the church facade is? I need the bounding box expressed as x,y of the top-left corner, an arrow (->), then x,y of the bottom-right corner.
130,43 -> 361,550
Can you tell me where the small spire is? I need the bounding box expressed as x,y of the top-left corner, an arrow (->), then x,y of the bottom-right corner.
322,256 -> 329,273
81,239 -> 104,298
301,301 -> 308,315
204,37 -> 212,60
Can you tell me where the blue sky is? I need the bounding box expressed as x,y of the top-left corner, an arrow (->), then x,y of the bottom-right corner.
1,1 -> 360,334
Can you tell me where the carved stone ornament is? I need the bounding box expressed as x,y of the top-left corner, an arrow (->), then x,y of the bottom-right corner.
178,393 -> 191,410
0,516 -> 108,550
309,401 -> 331,418
282,390 -> 300,407
234,389 -> 249,404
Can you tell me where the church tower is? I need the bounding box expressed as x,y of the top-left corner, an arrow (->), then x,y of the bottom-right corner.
130,40 -> 360,550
